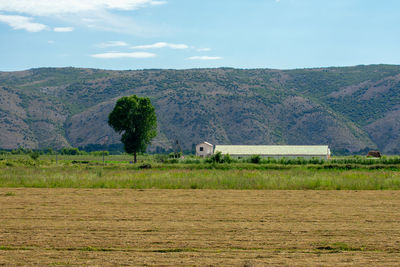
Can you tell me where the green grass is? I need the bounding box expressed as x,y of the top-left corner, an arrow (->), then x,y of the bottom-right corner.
315,242 -> 367,252
1,155 -> 400,190
1,163 -> 400,190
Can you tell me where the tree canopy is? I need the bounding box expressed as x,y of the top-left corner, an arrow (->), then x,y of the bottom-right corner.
108,95 -> 157,162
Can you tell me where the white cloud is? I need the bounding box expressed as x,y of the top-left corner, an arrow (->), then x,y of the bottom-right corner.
197,48 -> 211,52
97,41 -> 129,48
131,42 -> 188,49
0,14 -> 47,32
0,0 -> 167,34
0,0 -> 167,16
54,27 -> 74,32
150,1 -> 167,5
48,40 -> 55,44
82,18 -> 98,23
91,51 -> 156,58
78,13 -> 146,34
187,56 -> 222,60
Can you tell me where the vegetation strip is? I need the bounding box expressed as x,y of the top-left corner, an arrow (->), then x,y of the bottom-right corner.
2,155 -> 400,190
1,164 -> 400,190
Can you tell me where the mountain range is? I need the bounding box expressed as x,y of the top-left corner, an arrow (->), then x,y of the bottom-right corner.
1,65 -> 399,154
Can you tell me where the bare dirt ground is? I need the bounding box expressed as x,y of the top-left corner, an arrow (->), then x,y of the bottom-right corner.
1,189 -> 400,266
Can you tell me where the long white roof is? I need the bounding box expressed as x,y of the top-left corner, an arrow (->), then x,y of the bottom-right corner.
214,145 -> 329,156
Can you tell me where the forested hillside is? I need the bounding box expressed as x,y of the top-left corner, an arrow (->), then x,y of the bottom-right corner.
1,65 -> 399,154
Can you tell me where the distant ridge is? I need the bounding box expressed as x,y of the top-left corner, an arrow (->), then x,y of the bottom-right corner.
0,64 -> 400,154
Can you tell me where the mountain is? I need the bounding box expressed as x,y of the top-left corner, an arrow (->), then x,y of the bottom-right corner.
0,65 -> 400,154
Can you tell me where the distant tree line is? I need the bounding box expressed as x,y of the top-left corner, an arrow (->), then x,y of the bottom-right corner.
0,145 -> 193,156
0,147 -> 110,156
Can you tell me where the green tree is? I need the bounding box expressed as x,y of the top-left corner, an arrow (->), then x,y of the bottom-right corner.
60,147 -> 82,155
108,95 -> 157,163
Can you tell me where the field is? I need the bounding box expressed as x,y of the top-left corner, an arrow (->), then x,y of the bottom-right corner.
1,189 -> 400,266
1,155 -> 400,190
2,165 -> 400,190
1,156 -> 400,265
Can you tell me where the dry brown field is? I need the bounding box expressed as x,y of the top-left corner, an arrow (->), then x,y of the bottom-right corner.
1,188 -> 400,266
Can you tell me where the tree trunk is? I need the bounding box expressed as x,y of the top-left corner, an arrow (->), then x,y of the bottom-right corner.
134,151 -> 137,163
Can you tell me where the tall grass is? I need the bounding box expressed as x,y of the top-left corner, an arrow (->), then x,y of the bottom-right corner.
1,164 -> 400,190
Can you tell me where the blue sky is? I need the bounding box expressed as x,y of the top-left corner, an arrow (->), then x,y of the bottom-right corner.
0,0 -> 400,71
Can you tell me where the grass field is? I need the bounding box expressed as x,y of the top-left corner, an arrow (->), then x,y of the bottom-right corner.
1,189 -> 400,266
1,155 -> 400,190
1,164 -> 400,190
1,156 -> 400,265
0,161 -> 400,190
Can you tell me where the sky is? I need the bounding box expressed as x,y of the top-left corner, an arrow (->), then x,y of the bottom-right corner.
0,0 -> 400,71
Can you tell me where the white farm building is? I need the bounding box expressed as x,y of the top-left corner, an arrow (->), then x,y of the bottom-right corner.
214,145 -> 331,160
196,142 -> 214,157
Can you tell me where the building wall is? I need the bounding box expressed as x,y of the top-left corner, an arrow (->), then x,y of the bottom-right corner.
230,154 -> 328,160
214,145 -> 330,160
196,143 -> 213,157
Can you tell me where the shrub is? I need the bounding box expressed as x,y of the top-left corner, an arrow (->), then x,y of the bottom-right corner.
250,155 -> 261,164
154,154 -> 169,163
223,154 -> 233,164
165,158 -> 179,164
60,147 -> 85,155
205,152 -> 236,164
209,151 -> 223,163
182,158 -> 201,164
43,148 -> 54,155
139,164 -> 152,169
169,152 -> 182,159
29,151 -> 40,160
11,147 -> 30,155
